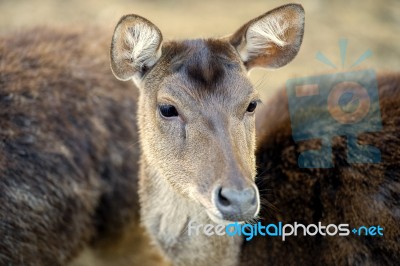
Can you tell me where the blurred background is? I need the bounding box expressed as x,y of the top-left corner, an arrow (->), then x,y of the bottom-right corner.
0,0 -> 399,99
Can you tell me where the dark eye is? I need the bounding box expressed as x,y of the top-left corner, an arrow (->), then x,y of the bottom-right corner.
159,104 -> 179,118
246,101 -> 258,113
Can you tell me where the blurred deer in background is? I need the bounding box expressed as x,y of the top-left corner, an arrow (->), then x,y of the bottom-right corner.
241,72 -> 400,265
0,25 -> 163,266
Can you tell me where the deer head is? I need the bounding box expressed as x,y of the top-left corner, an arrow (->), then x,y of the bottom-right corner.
110,4 -> 305,223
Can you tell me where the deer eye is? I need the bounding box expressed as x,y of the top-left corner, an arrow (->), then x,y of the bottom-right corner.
159,104 -> 179,118
246,101 -> 258,113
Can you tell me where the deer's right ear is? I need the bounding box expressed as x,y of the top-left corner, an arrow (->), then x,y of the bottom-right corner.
110,15 -> 163,83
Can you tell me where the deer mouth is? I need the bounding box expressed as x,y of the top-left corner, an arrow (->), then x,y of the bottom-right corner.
206,210 -> 234,225
206,208 -> 259,224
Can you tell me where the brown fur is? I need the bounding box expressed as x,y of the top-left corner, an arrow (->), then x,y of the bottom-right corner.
0,27 -> 164,266
240,72 -> 400,265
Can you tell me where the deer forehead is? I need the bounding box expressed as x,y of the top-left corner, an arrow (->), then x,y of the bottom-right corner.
145,39 -> 254,105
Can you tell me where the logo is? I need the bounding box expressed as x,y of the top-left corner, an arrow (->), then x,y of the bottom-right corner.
286,39 -> 382,168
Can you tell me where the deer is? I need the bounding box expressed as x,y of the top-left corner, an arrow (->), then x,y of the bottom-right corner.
241,72 -> 400,265
0,3 -> 305,266
109,3 -> 305,266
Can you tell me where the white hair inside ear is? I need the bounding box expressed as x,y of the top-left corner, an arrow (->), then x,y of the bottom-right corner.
124,24 -> 162,75
229,4 -> 304,70
241,15 -> 289,62
110,15 -> 163,85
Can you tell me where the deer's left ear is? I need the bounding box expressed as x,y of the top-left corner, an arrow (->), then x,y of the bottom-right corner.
229,4 -> 305,70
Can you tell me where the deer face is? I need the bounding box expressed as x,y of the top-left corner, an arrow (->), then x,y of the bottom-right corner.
110,4 -> 305,223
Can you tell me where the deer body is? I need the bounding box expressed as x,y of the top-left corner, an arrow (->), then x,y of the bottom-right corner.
0,27 -> 168,266
241,72 -> 400,266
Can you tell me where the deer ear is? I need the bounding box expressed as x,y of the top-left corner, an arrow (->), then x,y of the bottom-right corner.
229,4 -> 304,70
110,15 -> 163,83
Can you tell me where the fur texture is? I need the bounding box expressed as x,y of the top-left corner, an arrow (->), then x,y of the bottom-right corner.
0,27 -> 165,266
240,72 -> 400,266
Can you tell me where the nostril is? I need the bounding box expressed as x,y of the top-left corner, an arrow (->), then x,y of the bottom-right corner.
213,186 -> 259,221
217,187 -> 231,207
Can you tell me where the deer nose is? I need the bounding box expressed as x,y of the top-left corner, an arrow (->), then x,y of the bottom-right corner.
214,186 -> 259,221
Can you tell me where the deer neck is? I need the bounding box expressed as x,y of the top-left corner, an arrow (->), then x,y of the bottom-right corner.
138,157 -> 242,266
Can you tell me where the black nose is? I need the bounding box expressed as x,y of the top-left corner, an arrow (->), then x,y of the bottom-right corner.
214,186 -> 259,221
